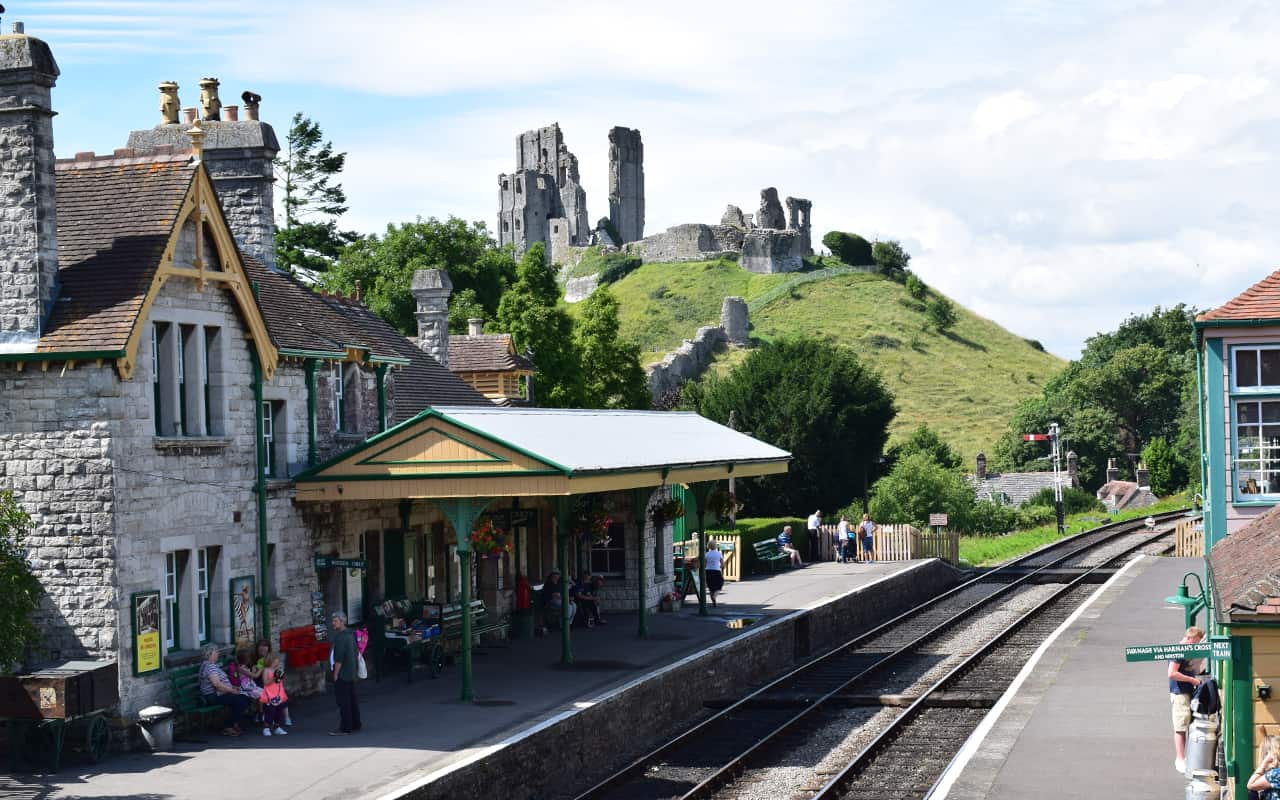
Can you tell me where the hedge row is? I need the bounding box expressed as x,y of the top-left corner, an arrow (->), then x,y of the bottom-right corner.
709,516 -> 809,574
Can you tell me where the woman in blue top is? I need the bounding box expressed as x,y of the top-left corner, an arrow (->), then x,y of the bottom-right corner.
1247,736 -> 1280,799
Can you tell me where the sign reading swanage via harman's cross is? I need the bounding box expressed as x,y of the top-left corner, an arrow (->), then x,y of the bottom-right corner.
1123,641 -> 1231,662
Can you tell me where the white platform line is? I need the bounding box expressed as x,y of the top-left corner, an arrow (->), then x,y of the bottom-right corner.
929,554 -> 1146,800
375,561 -> 934,800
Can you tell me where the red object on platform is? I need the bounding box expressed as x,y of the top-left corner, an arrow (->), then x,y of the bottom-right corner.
515,575 -> 532,610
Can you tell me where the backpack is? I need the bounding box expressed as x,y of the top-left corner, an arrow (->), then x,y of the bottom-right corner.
1191,677 -> 1220,716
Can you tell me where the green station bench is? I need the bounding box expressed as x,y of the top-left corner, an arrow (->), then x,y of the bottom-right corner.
752,539 -> 792,573
440,600 -> 509,647
167,663 -> 224,733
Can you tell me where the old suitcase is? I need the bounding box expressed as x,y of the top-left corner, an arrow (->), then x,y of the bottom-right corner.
0,660 -> 118,719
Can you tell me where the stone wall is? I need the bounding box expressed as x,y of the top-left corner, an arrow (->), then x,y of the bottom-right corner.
564,273 -> 599,303
498,124 -> 590,257
397,560 -> 962,800
607,126 -> 644,243
629,224 -> 733,264
646,325 -> 728,403
742,229 -> 805,274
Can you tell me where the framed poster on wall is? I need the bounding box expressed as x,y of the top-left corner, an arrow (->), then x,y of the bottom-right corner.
131,590 -> 163,676
229,575 -> 256,646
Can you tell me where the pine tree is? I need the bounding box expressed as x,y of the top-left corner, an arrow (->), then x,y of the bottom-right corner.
273,113 -> 356,274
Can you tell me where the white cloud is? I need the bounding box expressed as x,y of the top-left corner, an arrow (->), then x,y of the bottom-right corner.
32,0 -> 1280,359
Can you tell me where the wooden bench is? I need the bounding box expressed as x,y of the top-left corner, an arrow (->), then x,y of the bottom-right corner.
440,600 -> 508,647
167,663 -> 223,733
752,539 -> 791,573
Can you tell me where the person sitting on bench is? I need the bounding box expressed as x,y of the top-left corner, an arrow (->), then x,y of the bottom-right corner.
777,525 -> 804,567
542,569 -> 576,629
573,572 -> 606,627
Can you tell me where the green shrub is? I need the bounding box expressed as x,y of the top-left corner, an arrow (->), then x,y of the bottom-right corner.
822,231 -> 874,266
711,517 -> 809,573
905,272 -> 927,300
1024,486 -> 1104,515
872,240 -> 911,280
1025,338 -> 1045,352
962,500 -> 1021,535
926,297 -> 958,332
1017,504 -> 1057,528
597,253 -> 642,285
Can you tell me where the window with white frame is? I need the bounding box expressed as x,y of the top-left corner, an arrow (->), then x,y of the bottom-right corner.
153,322 -> 222,438
262,400 -> 274,476
163,551 -> 181,650
1231,346 -> 1280,499
333,362 -> 345,432
196,548 -> 211,644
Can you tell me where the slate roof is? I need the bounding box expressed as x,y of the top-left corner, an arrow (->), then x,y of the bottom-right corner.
240,258 -> 489,419
39,152 -> 196,353
967,471 -> 1061,506
447,334 -> 533,373
1197,268 -> 1280,324
1208,503 -> 1280,621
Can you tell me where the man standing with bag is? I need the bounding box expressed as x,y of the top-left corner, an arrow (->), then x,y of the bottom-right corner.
329,611 -> 362,736
806,510 -> 822,561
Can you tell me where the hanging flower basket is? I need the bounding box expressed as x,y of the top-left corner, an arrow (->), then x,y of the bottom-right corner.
707,489 -> 743,520
469,517 -> 510,558
650,496 -> 685,527
573,497 -> 613,546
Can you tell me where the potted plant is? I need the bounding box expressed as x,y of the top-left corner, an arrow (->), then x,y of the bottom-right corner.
659,590 -> 682,612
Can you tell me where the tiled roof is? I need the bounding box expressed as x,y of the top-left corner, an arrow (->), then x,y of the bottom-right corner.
241,258 -> 489,418
447,334 -> 533,373
1097,480 -> 1139,509
1208,503 -> 1280,620
39,153 -> 196,353
966,471 -> 1060,506
1197,268 -> 1280,323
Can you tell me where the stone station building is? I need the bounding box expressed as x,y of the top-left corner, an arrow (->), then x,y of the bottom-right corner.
1,27 -> 791,720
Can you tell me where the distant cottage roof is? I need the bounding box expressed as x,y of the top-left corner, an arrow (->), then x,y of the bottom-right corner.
1197,268 -> 1280,325
1208,503 -> 1280,622
967,471 -> 1059,506
447,334 -> 533,374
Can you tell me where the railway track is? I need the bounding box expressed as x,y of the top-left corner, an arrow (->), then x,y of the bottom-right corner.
572,511 -> 1186,800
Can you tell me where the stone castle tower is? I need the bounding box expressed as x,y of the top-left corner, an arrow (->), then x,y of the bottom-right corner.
497,123 -> 590,258
126,83 -> 279,269
0,24 -> 60,348
607,126 -> 644,244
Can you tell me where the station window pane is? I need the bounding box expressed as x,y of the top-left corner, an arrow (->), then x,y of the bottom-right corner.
1236,350 -> 1259,387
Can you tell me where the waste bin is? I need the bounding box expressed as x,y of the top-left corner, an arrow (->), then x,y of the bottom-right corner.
511,608 -> 535,639
137,705 -> 174,751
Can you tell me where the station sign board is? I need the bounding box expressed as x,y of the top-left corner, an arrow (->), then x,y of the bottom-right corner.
929,513 -> 948,527
1123,640 -> 1231,662
314,555 -> 367,570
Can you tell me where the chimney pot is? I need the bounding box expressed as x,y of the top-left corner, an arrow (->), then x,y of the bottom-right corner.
354,279 -> 363,302
182,107 -> 198,125
224,105 -> 239,121
468,318 -> 484,336
1105,457 -> 1120,484
13,22 -> 25,34
975,452 -> 987,482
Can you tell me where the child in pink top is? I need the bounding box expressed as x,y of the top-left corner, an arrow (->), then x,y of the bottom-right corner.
260,661 -> 289,736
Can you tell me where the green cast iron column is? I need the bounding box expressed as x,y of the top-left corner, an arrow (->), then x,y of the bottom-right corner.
1230,635 -> 1253,800
438,497 -> 492,702
249,344 -> 270,644
1205,337 -> 1227,550
631,487 -> 653,638
689,481 -> 718,617
553,496 -> 574,664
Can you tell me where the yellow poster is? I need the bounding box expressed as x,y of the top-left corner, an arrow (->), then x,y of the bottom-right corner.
133,591 -> 162,675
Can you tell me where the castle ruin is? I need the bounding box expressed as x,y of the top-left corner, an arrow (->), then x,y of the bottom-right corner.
498,123 -> 646,261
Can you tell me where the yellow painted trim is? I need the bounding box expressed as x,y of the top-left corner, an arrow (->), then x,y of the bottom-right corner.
116,167 -> 279,381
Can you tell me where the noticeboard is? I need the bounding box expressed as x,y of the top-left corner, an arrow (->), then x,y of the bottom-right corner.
929,513 -> 949,527
131,590 -> 163,676
1123,640 -> 1231,662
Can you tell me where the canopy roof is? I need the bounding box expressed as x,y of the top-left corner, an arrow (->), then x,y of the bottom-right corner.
293,406 -> 790,502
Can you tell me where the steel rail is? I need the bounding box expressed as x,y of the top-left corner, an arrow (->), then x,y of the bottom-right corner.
810,526 -> 1174,800
573,510 -> 1186,800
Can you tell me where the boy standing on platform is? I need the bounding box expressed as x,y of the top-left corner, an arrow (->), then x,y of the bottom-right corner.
1168,625 -> 1204,774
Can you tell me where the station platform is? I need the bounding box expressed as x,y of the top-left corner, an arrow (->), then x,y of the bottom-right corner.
4,559 -> 924,800
935,555 -> 1200,800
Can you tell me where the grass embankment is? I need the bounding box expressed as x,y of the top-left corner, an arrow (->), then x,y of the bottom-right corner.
598,259 -> 1065,459
957,496 -> 1190,567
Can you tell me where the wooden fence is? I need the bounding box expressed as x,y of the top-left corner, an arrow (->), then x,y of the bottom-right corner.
679,532 -> 743,582
816,523 -> 960,565
1174,516 -> 1204,558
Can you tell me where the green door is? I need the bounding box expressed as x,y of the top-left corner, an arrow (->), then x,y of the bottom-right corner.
672,485 -> 689,543
383,530 -> 405,599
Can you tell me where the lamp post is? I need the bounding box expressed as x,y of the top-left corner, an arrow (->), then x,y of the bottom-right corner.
1165,571 -> 1209,629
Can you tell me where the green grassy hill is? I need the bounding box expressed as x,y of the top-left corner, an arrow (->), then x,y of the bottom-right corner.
577,256 -> 1066,460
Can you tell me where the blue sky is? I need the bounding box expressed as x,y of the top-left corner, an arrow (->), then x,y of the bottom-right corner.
18,0 -> 1280,358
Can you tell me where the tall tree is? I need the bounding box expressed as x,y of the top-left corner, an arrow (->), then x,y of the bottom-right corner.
0,491 -> 40,673
325,217 -> 517,335
683,339 -> 896,515
890,423 -> 962,470
274,113 -> 357,274
496,244 -> 582,407
868,451 -> 974,528
573,288 -> 649,410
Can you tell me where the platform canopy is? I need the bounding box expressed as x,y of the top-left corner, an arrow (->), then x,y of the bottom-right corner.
292,406 -> 790,502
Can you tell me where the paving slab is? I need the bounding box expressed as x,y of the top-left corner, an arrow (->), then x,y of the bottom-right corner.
936,555 -> 1199,800
1,559 -> 918,800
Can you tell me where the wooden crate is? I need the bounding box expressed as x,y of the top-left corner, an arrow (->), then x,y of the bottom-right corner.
0,660 -> 118,720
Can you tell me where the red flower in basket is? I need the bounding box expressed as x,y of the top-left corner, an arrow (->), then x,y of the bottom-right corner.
469,518 -> 510,558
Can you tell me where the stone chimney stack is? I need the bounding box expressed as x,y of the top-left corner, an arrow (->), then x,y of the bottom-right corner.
1106,458 -> 1120,483
0,26 -> 60,350
1067,450 -> 1079,488
126,84 -> 278,269
412,269 -> 452,368
976,452 -> 987,482
467,318 -> 483,337
1136,461 -> 1150,490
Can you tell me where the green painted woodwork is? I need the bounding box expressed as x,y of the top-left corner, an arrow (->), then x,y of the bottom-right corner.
1231,635 -> 1253,800
672,485 -> 689,543
383,530 -> 406,599
354,425 -> 511,467
376,363 -> 389,433
250,345 -> 271,644
435,497 -> 495,702
1205,337 -> 1227,551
